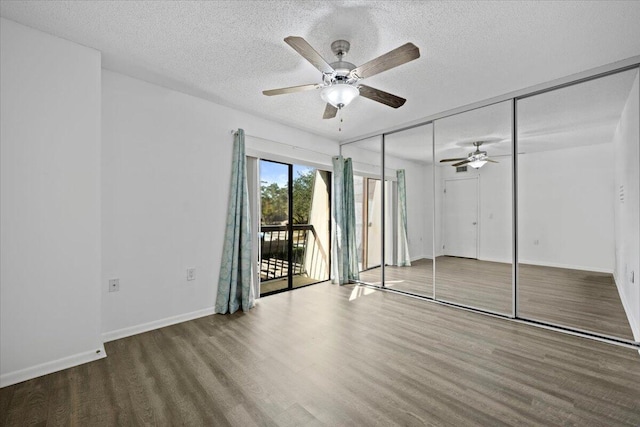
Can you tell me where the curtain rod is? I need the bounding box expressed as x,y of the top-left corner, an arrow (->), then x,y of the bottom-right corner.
229,129 -> 335,159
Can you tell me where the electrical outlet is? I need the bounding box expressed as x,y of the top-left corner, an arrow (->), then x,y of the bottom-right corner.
108,278 -> 120,292
187,268 -> 196,281
534,239 -> 539,246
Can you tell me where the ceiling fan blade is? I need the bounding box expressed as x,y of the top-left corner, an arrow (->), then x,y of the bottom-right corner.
323,103 -> 338,119
486,159 -> 499,163
358,85 -> 406,108
439,157 -> 468,163
284,36 -> 335,74
452,160 -> 471,167
262,83 -> 322,96
350,43 -> 420,79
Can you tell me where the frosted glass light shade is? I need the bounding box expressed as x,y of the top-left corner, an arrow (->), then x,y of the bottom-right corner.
469,159 -> 488,169
321,84 -> 359,108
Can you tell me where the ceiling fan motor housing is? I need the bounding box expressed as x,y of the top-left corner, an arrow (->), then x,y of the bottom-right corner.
469,150 -> 487,158
330,61 -> 357,80
328,40 -> 357,81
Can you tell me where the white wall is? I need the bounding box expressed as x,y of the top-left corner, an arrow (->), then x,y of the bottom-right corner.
435,142 -> 614,272
341,137 -> 384,178
421,165 -> 435,260
384,156 -> 433,262
101,71 -> 338,341
0,19 -> 104,387
612,72 -> 640,339
518,144 -> 615,272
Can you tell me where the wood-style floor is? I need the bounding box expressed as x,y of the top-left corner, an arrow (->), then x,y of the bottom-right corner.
360,257 -> 635,341
2,282 -> 640,426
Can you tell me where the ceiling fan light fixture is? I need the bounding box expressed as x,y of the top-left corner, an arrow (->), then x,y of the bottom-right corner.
468,159 -> 488,169
321,84 -> 359,109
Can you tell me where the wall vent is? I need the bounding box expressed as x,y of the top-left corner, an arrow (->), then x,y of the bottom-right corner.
456,166 -> 468,173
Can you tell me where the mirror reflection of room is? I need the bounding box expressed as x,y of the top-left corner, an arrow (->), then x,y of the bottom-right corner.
382,124 -> 434,297
341,137 -> 383,286
434,101 -> 513,315
517,69 -> 639,340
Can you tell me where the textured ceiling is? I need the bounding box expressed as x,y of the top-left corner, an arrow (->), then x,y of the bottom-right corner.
2,1 -> 640,142
343,68 -> 638,164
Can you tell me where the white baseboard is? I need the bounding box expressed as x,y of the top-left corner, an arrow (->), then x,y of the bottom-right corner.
411,254 -> 433,262
1,345 -> 107,388
102,307 -> 216,343
613,272 -> 640,342
518,259 -> 613,274
477,256 -> 512,264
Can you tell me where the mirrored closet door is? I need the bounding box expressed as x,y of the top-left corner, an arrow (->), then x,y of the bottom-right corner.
517,68 -> 640,340
342,137 -> 384,286
434,101 -> 513,315
382,124 -> 435,298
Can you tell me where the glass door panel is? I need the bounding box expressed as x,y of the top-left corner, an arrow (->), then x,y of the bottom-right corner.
260,160 -> 331,296
293,165 -> 331,286
260,160 -> 290,294
434,101 -> 513,315
516,68 -> 639,340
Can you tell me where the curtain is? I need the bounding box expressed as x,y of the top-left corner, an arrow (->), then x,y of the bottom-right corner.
332,156 -> 360,284
397,169 -> 412,266
215,129 -> 254,314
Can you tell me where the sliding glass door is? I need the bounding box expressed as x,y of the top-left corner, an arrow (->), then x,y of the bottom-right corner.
259,160 -> 331,296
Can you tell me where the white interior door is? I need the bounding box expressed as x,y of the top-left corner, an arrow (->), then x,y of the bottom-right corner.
444,178 -> 478,258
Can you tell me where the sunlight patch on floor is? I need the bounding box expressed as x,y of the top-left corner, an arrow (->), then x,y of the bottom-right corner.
348,285 -> 379,301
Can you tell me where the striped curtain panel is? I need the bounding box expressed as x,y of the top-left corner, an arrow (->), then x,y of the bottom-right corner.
397,169 -> 412,266
215,129 -> 254,314
332,156 -> 360,284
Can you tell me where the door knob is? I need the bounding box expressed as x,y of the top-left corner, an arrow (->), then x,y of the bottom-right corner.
472,222 -> 477,225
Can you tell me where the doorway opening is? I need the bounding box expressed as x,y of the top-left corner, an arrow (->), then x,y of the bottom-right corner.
259,160 -> 331,296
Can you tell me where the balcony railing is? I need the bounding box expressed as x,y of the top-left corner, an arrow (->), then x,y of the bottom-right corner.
260,224 -> 327,282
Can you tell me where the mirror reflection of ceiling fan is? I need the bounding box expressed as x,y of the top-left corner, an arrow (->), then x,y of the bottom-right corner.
440,141 -> 498,169
263,37 -> 420,119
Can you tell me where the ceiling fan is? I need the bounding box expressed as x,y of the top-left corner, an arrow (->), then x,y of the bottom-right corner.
440,141 -> 499,169
263,36 -> 420,119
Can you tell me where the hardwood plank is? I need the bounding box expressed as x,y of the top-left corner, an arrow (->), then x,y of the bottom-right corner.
1,282 -> 639,426
360,256 -> 635,340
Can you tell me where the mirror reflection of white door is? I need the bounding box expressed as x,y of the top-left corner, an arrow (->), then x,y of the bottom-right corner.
444,178 -> 478,259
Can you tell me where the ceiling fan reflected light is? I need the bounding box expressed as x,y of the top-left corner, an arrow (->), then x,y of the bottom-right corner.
263,37 -> 420,119
440,141 -> 499,169
468,159 -> 488,169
